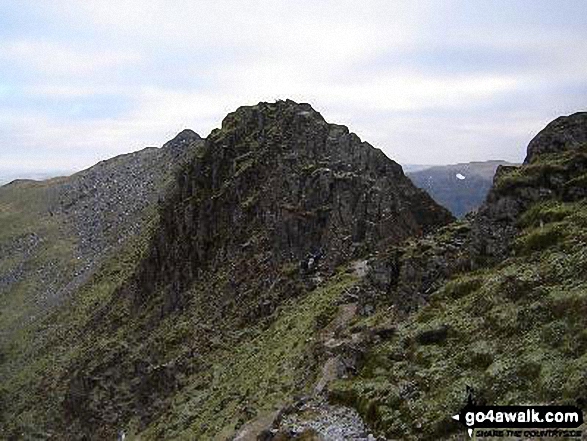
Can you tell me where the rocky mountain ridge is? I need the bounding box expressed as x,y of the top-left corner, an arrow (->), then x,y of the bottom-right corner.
1,105 -> 586,440
0,130 -> 203,405
0,100 -> 452,440
60,100 -> 452,439
128,100 -> 452,318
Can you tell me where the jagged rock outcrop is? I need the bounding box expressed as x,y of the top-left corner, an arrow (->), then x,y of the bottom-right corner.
525,111 -> 587,163
129,100 -> 452,317
469,111 -> 587,262
363,111 -> 587,313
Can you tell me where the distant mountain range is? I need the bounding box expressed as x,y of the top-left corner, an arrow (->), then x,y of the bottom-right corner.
407,160 -> 520,217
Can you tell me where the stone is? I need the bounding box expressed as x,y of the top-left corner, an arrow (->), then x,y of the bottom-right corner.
416,325 -> 449,345
525,112 -> 587,163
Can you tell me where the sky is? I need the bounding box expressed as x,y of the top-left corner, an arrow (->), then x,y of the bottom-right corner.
1,1 -> 586,175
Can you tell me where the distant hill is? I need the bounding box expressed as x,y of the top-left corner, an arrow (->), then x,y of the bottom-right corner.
401,163 -> 434,173
407,160 -> 520,217
0,170 -> 72,186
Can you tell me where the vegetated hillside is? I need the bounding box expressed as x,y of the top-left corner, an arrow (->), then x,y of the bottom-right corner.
0,129 -> 201,336
329,112 -> 587,439
407,160 -> 519,217
0,100 -> 452,440
0,131 -> 203,434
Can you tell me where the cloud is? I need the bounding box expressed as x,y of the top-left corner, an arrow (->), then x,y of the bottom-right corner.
0,0 -> 586,173
0,40 -> 141,77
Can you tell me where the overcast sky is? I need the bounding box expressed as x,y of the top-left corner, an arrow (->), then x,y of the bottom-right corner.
1,1 -> 586,174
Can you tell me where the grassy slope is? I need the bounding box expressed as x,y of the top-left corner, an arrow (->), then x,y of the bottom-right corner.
0,205 -> 158,438
139,272 -> 357,440
0,179 -> 77,334
331,150 -> 587,439
0,180 -> 75,438
1,201 -> 358,440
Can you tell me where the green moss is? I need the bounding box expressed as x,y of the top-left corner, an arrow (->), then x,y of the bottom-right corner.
562,355 -> 587,400
241,193 -> 258,209
332,176 -> 587,439
234,156 -> 255,176
439,275 -> 482,300
140,272 -> 358,440
518,200 -> 576,227
565,172 -> 587,189
514,224 -> 565,254
494,144 -> 587,195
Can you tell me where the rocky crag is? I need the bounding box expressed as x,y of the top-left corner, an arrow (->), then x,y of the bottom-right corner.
330,112 -> 587,439
128,101 -> 452,320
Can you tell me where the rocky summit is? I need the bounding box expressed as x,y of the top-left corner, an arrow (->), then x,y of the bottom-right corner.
130,100 -> 453,316
525,112 -> 587,163
1,103 -> 587,440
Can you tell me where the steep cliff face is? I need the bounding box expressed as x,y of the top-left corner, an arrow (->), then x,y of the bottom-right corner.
75,101 -> 451,438
129,100 -> 452,318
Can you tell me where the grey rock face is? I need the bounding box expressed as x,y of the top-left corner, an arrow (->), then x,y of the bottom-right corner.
53,130 -> 202,262
525,112 -> 587,163
130,100 -> 454,314
275,398 -> 380,441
